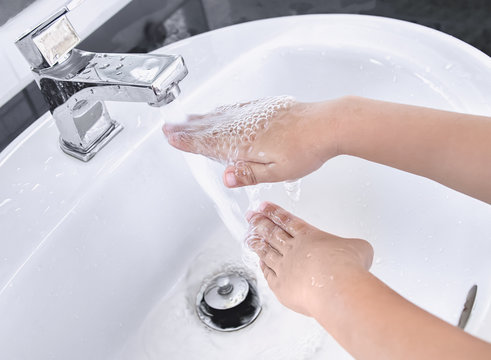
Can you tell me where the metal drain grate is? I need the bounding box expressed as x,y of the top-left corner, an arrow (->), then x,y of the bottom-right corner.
196,270 -> 262,332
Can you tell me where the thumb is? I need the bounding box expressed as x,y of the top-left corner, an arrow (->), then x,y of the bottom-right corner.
223,161 -> 278,188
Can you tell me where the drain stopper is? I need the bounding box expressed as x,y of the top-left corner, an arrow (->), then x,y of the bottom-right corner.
197,271 -> 261,332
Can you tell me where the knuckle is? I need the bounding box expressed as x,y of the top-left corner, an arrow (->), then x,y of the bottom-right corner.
277,212 -> 291,226
244,236 -> 260,249
235,161 -> 257,185
270,225 -> 281,238
248,213 -> 265,227
262,203 -> 288,223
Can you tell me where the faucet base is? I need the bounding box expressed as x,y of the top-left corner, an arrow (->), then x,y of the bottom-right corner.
59,120 -> 123,162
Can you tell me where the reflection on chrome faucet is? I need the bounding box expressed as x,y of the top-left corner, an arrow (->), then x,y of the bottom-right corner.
15,7 -> 187,161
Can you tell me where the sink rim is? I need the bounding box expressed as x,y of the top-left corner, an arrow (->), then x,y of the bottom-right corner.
1,14 -> 491,358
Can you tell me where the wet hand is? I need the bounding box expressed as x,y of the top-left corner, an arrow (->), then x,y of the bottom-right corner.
163,96 -> 340,188
245,202 -> 373,317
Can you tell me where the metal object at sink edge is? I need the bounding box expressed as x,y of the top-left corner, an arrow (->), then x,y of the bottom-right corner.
15,7 -> 187,161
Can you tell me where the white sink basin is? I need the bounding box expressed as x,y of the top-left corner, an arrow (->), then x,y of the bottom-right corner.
1,14 -> 491,359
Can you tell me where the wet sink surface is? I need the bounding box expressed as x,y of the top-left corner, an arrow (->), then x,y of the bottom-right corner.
1,15 -> 491,359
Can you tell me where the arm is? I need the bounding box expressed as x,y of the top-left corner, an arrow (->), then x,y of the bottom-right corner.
165,99 -> 491,358
246,202 -> 491,360
317,268 -> 491,360
331,96 -> 491,204
164,95 -> 491,203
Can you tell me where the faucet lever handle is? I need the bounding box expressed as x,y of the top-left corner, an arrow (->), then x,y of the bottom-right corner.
15,7 -> 80,69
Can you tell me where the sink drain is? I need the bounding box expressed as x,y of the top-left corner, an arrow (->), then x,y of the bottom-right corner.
196,270 -> 261,332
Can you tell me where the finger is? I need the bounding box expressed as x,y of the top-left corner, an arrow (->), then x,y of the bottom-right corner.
246,214 -> 283,267
260,260 -> 277,283
186,114 -> 207,121
162,121 -> 207,135
246,212 -> 286,254
247,237 -> 282,271
247,212 -> 277,239
266,226 -> 291,252
223,161 -> 282,188
166,131 -> 201,153
166,131 -> 221,160
258,201 -> 306,237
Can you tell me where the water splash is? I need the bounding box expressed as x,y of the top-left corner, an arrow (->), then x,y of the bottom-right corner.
184,96 -> 295,163
284,179 -> 302,204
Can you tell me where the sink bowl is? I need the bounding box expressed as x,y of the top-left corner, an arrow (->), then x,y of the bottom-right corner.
1,14 -> 491,359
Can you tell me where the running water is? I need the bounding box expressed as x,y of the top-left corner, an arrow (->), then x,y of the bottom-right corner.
163,96 -> 304,242
161,96 -> 306,269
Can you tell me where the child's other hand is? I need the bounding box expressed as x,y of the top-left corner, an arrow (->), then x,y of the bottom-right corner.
245,202 -> 373,317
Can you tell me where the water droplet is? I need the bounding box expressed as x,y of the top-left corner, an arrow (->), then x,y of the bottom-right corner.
0,198 -> 12,208
115,64 -> 124,70
120,56 -> 126,61
369,58 -> 383,66
99,63 -> 110,69
116,71 -> 122,75
82,69 -> 91,74
284,179 -> 302,202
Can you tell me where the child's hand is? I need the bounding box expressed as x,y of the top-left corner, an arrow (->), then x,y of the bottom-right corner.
245,201 -> 373,317
163,96 -> 340,188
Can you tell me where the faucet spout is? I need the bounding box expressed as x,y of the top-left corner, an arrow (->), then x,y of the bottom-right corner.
38,49 -> 187,109
15,8 -> 188,161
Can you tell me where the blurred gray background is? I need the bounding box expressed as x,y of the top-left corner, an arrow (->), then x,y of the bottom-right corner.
1,0 -> 490,151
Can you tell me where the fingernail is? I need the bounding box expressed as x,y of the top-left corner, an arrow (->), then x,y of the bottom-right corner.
225,172 -> 237,187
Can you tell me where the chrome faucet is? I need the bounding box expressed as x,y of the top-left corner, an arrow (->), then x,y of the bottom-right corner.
15,8 -> 188,161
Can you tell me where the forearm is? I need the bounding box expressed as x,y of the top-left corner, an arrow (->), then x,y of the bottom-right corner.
314,269 -> 491,360
329,96 -> 491,204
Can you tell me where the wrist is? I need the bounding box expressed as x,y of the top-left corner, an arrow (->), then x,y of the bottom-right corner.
326,95 -> 366,158
310,265 -> 372,330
